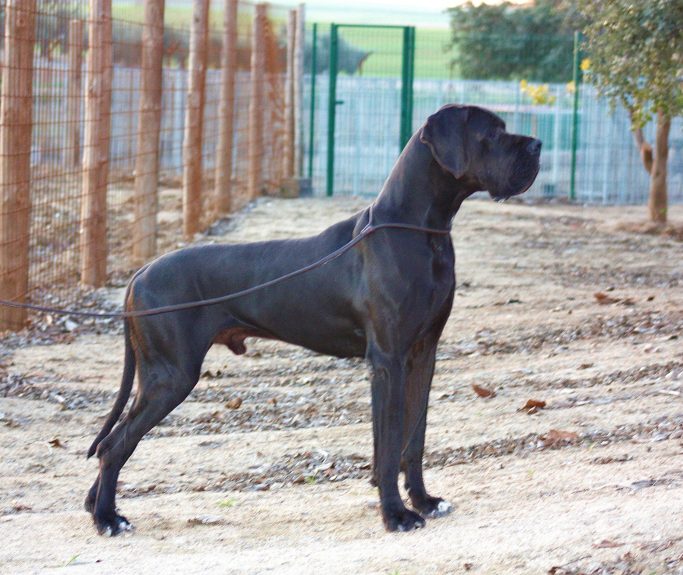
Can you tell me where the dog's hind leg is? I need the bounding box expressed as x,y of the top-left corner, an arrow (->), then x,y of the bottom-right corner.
91,359 -> 199,536
401,338 -> 452,519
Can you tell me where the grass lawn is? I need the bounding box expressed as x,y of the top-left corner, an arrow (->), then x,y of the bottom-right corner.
111,2 -> 456,79
329,26 -> 455,79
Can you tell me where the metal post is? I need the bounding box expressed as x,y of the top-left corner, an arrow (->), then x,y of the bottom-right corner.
409,27 -> 416,134
406,27 -> 415,147
569,31 -> 582,202
325,24 -> 338,197
307,22 -> 318,180
399,26 -> 416,151
400,27 -> 409,150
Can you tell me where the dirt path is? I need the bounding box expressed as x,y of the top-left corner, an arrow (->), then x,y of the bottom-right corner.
1,198 -> 682,575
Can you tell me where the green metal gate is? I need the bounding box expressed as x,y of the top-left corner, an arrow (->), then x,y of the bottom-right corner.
326,24 -> 415,197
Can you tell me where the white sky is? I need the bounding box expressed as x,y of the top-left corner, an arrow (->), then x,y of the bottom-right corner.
303,0 -> 530,28
309,0 -> 529,12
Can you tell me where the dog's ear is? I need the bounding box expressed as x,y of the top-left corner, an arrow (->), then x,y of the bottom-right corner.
419,106 -> 469,179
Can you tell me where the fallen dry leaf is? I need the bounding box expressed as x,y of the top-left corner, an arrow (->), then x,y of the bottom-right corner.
472,384 -> 496,398
593,539 -> 624,549
520,399 -> 546,414
541,429 -> 579,448
225,397 -> 243,410
594,292 -> 620,305
187,514 -> 222,526
48,437 -> 64,448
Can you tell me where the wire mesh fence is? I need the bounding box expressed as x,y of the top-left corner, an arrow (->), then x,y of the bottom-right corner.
1,4 -> 680,331
0,0 -> 298,330
304,26 -> 683,205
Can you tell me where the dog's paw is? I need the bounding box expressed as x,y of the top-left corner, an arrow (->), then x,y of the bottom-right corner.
409,494 -> 453,518
383,507 -> 426,532
426,498 -> 453,518
94,513 -> 134,537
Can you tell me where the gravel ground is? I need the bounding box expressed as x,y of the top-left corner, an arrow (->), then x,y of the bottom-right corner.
1,197 -> 682,575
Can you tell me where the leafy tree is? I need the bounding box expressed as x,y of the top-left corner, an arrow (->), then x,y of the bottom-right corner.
447,0 -> 577,82
579,0 -> 683,223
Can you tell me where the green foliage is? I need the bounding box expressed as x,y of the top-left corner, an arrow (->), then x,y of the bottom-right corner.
578,0 -> 683,127
447,0 -> 577,82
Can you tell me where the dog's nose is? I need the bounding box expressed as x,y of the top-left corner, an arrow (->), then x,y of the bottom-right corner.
527,139 -> 542,155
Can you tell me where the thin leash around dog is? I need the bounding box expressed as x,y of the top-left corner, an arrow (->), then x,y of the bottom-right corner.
0,203 -> 452,320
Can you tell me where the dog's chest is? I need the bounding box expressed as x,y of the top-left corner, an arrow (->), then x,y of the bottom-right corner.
417,240 -> 455,320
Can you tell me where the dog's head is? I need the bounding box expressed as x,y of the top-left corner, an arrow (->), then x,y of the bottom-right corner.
419,104 -> 541,200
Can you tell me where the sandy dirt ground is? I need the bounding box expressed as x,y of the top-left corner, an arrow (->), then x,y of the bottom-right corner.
1,197 -> 682,575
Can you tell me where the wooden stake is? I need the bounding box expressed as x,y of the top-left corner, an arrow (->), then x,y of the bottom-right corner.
282,9 -> 296,180
133,0 -> 166,265
0,0 -> 36,330
247,3 -> 266,200
294,4 -> 305,177
214,0 -> 238,216
67,19 -> 84,167
182,0 -> 210,239
80,0 -> 112,287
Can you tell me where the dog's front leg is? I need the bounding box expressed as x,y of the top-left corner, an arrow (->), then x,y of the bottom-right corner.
369,348 -> 426,532
401,339 -> 453,518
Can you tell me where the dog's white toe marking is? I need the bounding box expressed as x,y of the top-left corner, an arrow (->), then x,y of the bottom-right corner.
103,526 -> 113,537
437,500 -> 452,514
428,500 -> 453,518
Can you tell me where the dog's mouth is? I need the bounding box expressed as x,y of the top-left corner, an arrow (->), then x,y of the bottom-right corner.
489,158 -> 541,202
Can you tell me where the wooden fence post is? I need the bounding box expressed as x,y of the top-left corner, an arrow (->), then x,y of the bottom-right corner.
247,3 -> 266,200
182,0 -> 210,239
282,9 -> 296,181
294,4 -> 305,177
67,19 -> 84,167
214,0 -> 238,216
80,0 -> 112,287
133,0 -> 166,265
0,0 -> 36,331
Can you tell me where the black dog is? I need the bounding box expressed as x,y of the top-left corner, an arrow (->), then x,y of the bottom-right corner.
85,104 -> 541,535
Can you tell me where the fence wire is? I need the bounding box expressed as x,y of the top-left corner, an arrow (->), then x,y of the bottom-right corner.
0,0 -> 293,330
304,27 -> 683,205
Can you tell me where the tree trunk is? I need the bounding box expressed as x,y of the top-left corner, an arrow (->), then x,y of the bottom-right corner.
632,127 -> 653,174
647,110 -> 670,224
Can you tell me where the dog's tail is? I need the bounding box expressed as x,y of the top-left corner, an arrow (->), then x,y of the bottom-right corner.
87,317 -> 136,459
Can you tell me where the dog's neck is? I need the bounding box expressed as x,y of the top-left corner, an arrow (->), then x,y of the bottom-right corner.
373,135 -> 479,230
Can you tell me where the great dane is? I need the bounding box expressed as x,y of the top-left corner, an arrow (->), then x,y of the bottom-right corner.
85,104 -> 541,535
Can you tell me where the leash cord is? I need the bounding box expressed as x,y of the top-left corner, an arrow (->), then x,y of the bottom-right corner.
0,207 -> 451,320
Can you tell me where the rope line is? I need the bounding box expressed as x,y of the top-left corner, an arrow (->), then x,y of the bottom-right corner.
0,207 -> 451,320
